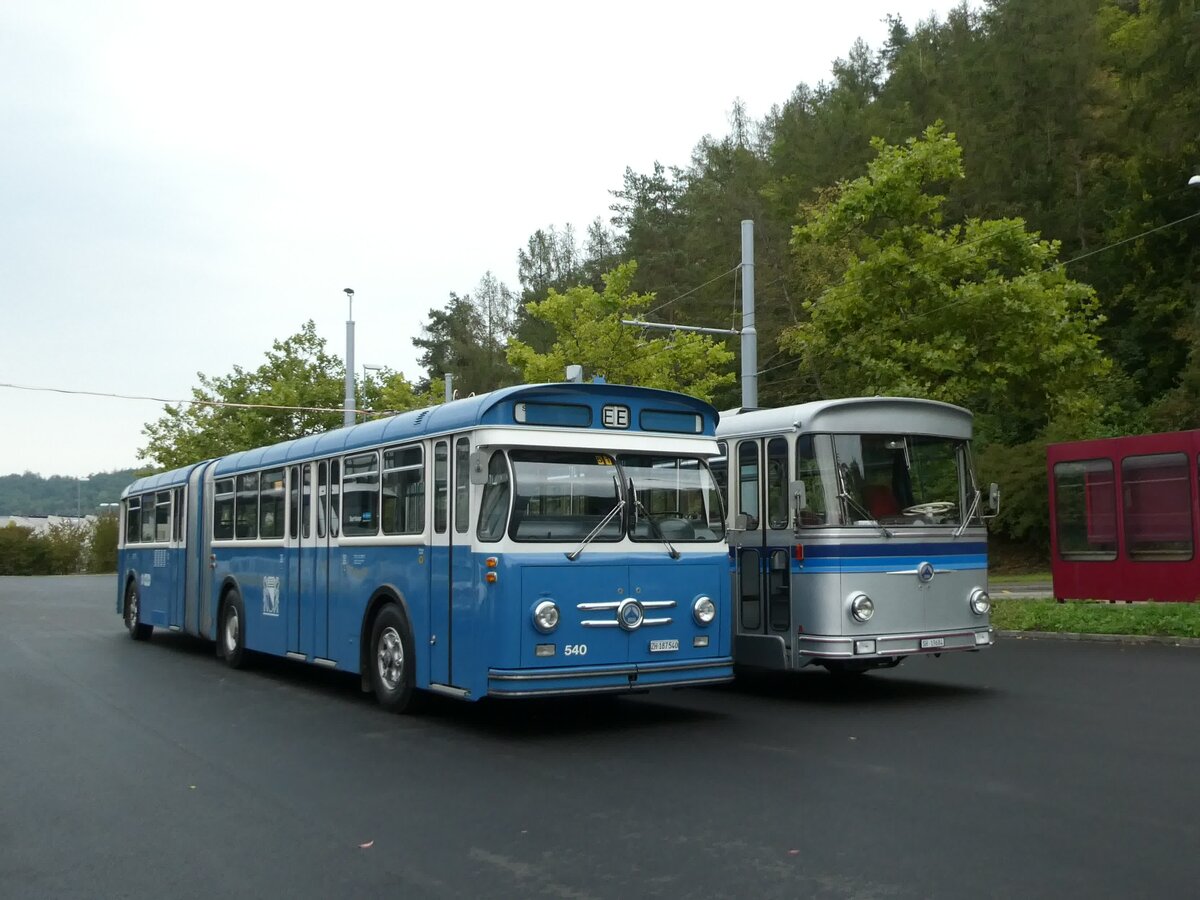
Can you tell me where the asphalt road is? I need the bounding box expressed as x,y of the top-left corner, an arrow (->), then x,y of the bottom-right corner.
2,576 -> 1197,899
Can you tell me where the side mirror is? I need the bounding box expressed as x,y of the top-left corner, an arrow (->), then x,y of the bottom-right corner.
985,482 -> 1001,518
790,480 -> 808,511
469,449 -> 489,485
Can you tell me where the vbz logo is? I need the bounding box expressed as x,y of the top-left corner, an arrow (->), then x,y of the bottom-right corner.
262,576 -> 281,617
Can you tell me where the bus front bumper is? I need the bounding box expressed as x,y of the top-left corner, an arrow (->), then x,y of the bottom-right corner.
797,627 -> 995,660
487,657 -> 734,698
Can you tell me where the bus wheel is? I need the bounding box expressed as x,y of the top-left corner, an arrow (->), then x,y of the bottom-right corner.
369,604 -> 415,713
220,591 -> 248,670
124,582 -> 152,641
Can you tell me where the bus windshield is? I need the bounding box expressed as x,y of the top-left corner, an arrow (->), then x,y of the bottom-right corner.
508,450 -> 624,542
496,450 -> 724,543
618,454 -> 725,542
798,433 -> 972,527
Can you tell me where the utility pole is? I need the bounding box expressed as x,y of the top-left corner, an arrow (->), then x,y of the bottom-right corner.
343,288 -> 355,427
618,220 -> 758,409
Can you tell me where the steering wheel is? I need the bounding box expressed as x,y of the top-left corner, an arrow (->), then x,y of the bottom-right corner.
903,501 -> 956,516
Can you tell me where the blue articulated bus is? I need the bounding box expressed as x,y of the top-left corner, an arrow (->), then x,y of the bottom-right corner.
118,382 -> 733,710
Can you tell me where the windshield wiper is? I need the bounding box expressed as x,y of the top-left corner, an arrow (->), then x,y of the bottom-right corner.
955,489 -> 981,538
837,489 -> 892,539
566,476 -> 624,561
629,477 -> 680,559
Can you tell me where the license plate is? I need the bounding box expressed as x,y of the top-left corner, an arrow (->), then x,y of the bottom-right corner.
649,639 -> 679,653
920,637 -> 946,650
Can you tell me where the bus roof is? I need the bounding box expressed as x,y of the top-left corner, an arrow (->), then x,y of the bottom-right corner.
123,382 -> 717,496
717,397 -> 973,440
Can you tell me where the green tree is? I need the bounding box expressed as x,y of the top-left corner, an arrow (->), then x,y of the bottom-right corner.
141,321 -> 429,469
88,514 -> 119,574
780,125 -> 1111,444
507,262 -> 736,403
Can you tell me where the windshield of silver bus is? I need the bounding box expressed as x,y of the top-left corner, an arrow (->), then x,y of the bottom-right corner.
482,449 -> 724,543
797,433 -> 972,527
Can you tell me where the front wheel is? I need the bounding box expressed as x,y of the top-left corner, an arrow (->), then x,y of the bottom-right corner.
219,591 -> 248,669
369,604 -> 416,712
124,582 -> 152,641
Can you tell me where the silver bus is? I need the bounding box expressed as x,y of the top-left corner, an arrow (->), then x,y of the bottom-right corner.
714,397 -> 999,675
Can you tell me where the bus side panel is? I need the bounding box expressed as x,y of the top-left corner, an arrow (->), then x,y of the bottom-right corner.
329,546 -> 428,677
237,548 -> 288,657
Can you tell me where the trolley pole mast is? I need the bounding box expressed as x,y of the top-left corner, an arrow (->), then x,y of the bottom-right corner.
619,220 -> 758,409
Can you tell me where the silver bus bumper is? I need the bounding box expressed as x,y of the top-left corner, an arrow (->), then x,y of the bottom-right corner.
797,626 -> 995,660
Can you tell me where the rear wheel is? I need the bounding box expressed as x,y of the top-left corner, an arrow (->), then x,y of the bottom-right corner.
219,591 -> 248,669
369,604 -> 416,712
124,581 -> 152,641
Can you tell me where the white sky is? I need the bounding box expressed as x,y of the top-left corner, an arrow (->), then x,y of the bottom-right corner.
1,0 -> 967,482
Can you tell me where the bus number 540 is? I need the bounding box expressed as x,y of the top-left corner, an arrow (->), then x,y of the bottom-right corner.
564,644 -> 587,656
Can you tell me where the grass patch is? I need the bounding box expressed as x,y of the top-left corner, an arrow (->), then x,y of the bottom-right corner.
989,572 -> 1051,585
992,599 -> 1200,639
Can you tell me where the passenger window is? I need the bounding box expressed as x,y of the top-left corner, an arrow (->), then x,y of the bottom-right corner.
317,462 -> 328,540
455,438 -> 470,534
155,491 -> 171,542
125,497 -> 141,544
382,446 -> 424,535
795,435 -> 832,526
141,494 -> 156,543
766,438 -> 789,529
710,442 -> 728,511
1052,459 -> 1117,560
342,452 -> 380,537
329,460 -> 341,538
302,464 -> 312,540
213,479 -> 235,540
235,473 -> 259,540
289,466 -> 300,540
259,468 -> 286,539
737,441 -> 759,529
434,442 -> 448,534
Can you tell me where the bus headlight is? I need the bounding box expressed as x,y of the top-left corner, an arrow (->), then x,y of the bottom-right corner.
693,595 -> 716,626
533,600 -> 560,633
849,592 -> 875,622
969,588 -> 991,616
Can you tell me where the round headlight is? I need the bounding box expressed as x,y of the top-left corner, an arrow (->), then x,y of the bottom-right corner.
970,588 -> 991,616
849,592 -> 875,622
693,595 -> 716,626
533,600 -> 560,633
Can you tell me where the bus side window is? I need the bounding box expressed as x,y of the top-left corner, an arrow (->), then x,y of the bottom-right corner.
737,441 -> 759,530
289,466 -> 300,540
766,437 -> 789,530
317,461 -> 328,539
434,441 -> 448,534
301,463 -> 312,540
329,460 -> 340,538
455,438 -> 470,534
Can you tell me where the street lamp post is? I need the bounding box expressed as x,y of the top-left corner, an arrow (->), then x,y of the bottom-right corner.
343,288 -> 355,428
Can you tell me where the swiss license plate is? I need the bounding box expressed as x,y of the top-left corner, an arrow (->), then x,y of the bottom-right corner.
649,639 -> 679,653
920,637 -> 946,650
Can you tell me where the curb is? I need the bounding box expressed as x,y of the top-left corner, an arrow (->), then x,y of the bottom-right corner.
998,629 -> 1200,648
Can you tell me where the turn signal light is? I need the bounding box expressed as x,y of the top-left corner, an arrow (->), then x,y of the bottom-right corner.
485,572 -> 498,584
485,557 -> 498,568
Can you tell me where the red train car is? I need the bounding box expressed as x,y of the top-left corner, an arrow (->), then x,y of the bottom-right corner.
1047,431 -> 1200,602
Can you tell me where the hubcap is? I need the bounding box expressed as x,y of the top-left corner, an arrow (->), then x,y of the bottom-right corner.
376,626 -> 404,691
225,607 -> 239,653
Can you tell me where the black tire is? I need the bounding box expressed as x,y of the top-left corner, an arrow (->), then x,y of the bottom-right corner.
219,590 -> 248,670
124,580 -> 152,641
368,604 -> 416,712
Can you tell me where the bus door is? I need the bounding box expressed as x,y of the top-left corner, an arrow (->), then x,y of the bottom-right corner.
734,437 -> 792,667
304,459 -> 335,661
428,440 -> 452,686
185,463 -> 207,636
168,486 -> 185,629
285,465 -> 303,655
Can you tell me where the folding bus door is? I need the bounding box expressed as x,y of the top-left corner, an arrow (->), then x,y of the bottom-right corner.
733,437 -> 792,670
428,440 -> 452,686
